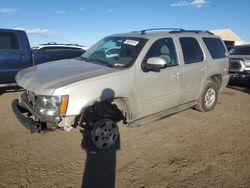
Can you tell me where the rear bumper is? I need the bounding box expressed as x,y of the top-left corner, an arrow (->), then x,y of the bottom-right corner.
12,99 -> 45,133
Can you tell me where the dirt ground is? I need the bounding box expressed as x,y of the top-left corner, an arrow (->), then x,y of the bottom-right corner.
0,86 -> 250,188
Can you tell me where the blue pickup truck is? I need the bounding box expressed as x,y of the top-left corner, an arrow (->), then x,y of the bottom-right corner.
0,29 -> 86,87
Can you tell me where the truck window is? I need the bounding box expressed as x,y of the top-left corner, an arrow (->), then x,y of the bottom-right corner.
0,32 -> 19,50
230,46 -> 250,55
180,37 -> 204,64
203,37 -> 227,59
144,38 -> 178,66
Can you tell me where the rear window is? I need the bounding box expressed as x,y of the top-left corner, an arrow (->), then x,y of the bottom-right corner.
230,46 -> 250,55
203,37 -> 227,59
180,37 -> 204,64
0,32 -> 19,50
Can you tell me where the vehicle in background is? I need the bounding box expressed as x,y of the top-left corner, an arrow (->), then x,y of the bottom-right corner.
0,29 -> 86,87
12,28 -> 229,149
32,42 -> 87,51
32,43 -> 87,65
229,44 -> 250,87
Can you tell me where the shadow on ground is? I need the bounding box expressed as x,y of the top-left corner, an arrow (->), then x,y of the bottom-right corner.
81,128 -> 120,188
227,83 -> 250,94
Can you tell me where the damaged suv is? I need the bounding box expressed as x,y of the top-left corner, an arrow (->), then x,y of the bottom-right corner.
12,28 -> 230,149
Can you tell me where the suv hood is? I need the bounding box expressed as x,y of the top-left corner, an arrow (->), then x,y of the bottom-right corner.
16,59 -> 118,95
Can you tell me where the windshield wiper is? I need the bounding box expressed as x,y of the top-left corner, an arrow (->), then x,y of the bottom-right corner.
113,63 -> 125,68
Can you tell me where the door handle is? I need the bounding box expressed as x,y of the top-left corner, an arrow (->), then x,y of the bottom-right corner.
171,72 -> 180,78
201,66 -> 207,71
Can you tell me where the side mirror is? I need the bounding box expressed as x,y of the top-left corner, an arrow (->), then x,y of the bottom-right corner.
143,57 -> 167,70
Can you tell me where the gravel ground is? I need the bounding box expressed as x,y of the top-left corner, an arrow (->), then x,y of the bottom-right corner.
0,86 -> 249,188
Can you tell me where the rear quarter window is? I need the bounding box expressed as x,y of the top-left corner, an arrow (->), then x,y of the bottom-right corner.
203,37 -> 227,59
0,32 -> 19,50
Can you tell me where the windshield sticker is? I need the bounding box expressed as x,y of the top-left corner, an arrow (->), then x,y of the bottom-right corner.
124,40 -> 139,46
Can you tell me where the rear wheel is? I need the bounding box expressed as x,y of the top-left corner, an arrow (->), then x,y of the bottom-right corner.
195,80 -> 218,112
91,118 -> 119,149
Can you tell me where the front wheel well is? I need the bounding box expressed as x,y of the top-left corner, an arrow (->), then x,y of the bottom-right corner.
78,98 -> 130,128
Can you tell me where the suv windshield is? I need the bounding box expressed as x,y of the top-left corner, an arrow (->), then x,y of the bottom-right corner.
81,37 -> 147,68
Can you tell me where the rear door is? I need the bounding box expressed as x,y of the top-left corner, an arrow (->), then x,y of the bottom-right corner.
0,31 -> 31,84
177,36 -> 208,103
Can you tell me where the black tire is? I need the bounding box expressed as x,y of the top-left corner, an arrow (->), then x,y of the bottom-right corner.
91,118 -> 119,149
195,80 -> 218,112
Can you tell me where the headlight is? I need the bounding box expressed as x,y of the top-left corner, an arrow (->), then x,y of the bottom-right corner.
244,60 -> 250,67
35,95 -> 68,116
243,60 -> 250,71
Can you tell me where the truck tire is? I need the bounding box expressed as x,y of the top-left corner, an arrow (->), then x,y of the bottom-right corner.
91,118 -> 119,149
195,80 -> 218,112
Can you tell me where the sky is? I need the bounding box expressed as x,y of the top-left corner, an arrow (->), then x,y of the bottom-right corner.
1,0 -> 250,47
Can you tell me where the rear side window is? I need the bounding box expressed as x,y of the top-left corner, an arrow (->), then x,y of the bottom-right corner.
203,37 -> 227,59
230,46 -> 250,55
180,37 -> 204,64
0,32 -> 19,50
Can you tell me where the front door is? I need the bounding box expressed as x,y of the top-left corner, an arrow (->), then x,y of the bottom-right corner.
0,31 -> 31,84
135,38 -> 183,118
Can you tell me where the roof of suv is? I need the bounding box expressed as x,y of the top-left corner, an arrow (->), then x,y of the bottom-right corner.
110,28 -> 216,39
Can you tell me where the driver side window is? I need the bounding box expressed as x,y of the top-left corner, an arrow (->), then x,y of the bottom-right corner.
144,38 -> 178,66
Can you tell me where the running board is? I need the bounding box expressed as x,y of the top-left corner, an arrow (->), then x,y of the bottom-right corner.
127,101 -> 197,128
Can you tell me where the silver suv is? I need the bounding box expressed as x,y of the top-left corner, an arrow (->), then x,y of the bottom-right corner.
12,28 -> 230,149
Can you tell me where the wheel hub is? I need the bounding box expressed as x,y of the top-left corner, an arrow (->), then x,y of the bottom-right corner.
204,88 -> 216,108
91,118 -> 119,149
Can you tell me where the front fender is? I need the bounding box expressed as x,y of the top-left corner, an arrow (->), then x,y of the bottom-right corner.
80,96 -> 133,121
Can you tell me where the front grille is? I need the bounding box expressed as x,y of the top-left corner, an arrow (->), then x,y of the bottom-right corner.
24,91 -> 37,108
230,59 -> 244,73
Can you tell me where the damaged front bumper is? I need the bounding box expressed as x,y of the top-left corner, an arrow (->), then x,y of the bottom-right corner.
12,98 -> 60,133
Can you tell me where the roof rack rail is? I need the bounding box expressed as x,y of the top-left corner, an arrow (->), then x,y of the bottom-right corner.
67,43 -> 82,46
131,28 -> 214,35
136,28 -> 185,34
169,30 -> 214,35
47,42 -> 57,45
